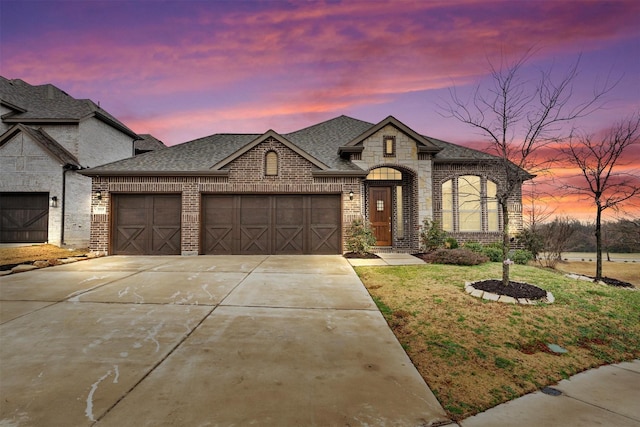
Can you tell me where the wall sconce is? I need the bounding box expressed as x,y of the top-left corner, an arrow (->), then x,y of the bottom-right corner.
50,196 -> 58,208
96,190 -> 102,200
349,191 -> 354,201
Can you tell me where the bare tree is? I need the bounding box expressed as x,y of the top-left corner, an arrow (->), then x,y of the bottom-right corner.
560,114 -> 640,281
441,49 -> 615,286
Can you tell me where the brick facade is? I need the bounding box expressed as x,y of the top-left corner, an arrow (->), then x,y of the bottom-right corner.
89,138 -> 363,255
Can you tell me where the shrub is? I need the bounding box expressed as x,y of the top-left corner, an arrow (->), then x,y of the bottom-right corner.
420,218 -> 447,252
421,248 -> 489,266
463,241 -> 483,253
444,237 -> 459,249
345,218 -> 376,255
516,228 -> 544,259
510,249 -> 534,265
509,249 -> 534,265
482,246 -> 503,262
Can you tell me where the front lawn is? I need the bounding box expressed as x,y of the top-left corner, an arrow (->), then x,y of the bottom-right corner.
355,263 -> 640,420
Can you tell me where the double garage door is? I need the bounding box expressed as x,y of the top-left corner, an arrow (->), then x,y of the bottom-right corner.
112,194 -> 341,255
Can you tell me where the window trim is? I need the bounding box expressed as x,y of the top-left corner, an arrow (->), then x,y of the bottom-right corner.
265,151 -> 278,176
383,136 -> 396,157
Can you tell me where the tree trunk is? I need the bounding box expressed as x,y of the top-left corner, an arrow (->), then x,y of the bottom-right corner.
595,204 -> 603,281
502,201 -> 510,286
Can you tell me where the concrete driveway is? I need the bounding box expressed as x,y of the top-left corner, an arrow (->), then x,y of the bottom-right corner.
0,255 -> 449,426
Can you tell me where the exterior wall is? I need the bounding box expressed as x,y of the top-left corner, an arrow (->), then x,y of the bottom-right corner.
39,124 -> 80,157
351,125 -> 431,250
0,132 -> 63,245
62,171 -> 92,247
78,118 -> 134,167
0,105 -> 12,134
432,162 -> 525,245
89,138 -> 362,255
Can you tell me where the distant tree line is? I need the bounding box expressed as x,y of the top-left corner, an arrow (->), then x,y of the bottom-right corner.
518,218 -> 640,261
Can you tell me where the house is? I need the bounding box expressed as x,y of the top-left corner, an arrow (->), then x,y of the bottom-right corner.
0,77 -> 141,247
80,115 -> 532,255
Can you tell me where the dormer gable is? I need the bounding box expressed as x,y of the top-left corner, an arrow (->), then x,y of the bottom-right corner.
338,116 -> 441,159
211,129 -> 330,171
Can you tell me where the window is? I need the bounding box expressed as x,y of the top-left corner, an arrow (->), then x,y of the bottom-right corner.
383,136 -> 395,156
265,151 -> 278,176
366,167 -> 402,180
441,176 -> 500,232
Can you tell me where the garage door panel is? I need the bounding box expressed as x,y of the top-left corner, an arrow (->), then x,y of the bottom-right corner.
202,196 -> 235,254
113,194 -> 181,255
152,226 -> 181,254
202,194 -> 340,255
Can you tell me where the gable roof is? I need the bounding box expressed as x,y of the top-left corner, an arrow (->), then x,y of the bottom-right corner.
212,129 -> 330,170
0,77 -> 140,139
0,124 -> 81,168
338,115 -> 441,156
80,114 -> 529,178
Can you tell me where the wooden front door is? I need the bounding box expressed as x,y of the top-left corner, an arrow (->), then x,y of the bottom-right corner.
369,187 -> 392,246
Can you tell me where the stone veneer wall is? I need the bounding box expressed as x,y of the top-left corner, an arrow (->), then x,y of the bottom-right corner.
351,125 -> 431,251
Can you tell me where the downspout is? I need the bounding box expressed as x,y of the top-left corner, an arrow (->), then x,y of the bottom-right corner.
61,164 -> 81,246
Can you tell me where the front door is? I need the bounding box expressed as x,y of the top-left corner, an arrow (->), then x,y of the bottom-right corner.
369,186 -> 392,246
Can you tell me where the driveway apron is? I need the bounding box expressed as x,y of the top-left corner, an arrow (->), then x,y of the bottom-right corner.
0,255 -> 449,426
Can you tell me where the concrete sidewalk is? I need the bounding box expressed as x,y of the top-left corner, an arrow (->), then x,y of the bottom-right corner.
0,255 -> 449,426
458,360 -> 640,427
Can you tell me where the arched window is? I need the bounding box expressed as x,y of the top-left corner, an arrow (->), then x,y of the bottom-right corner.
265,151 -> 278,176
366,167 -> 402,180
440,176 -> 500,232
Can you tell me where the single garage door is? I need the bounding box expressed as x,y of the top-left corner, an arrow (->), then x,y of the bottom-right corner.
202,194 -> 341,255
112,194 -> 181,255
0,192 -> 49,243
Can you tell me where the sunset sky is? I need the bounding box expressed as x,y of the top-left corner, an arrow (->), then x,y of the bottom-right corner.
1,0 -> 639,222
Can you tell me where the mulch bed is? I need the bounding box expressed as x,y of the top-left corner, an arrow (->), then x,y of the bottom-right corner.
343,252 -> 380,259
471,279 -> 548,300
595,276 -> 634,288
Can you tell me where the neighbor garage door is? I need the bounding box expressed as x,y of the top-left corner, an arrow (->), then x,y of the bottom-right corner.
202,194 -> 341,255
0,192 -> 49,243
112,194 -> 181,255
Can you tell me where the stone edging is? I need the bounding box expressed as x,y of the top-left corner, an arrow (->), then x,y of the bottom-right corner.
464,281 -> 555,305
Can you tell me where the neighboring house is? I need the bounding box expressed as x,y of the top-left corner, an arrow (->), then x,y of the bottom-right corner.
81,115 -> 533,255
0,77 -> 141,247
135,134 -> 166,155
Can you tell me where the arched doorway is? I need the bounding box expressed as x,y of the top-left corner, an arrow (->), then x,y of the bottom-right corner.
365,166 -> 416,249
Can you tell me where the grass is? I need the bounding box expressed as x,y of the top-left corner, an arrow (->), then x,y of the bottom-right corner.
355,262 -> 640,420
0,244 -> 88,266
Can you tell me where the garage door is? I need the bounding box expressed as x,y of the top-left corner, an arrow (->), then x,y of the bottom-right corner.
202,195 -> 341,255
0,192 -> 49,243
112,194 -> 181,255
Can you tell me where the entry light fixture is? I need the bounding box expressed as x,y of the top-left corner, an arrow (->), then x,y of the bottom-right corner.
50,196 -> 58,208
349,191 -> 354,201
96,190 -> 102,200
